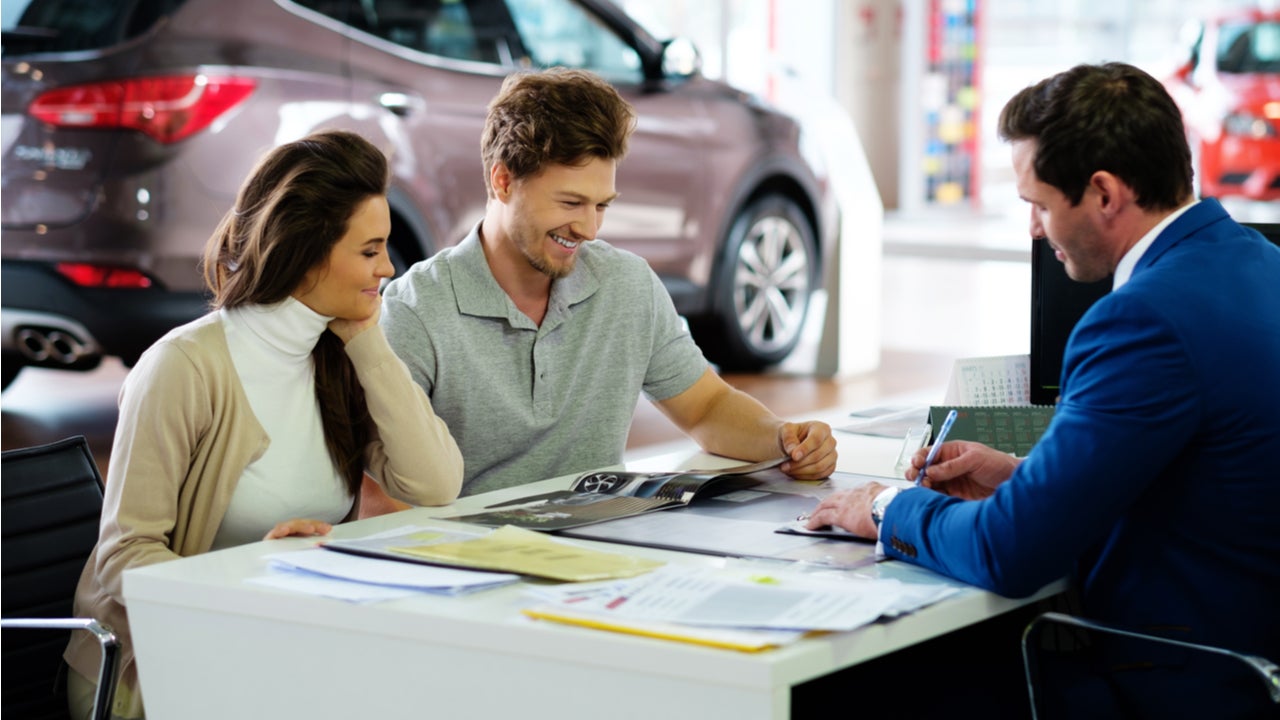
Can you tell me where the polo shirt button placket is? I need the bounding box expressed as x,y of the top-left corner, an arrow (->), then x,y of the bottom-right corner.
531,334 -> 547,412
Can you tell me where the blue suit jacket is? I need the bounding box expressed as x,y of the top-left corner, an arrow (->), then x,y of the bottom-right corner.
881,200 -> 1280,717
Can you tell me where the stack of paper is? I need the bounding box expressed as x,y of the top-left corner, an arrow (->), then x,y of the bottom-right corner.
250,546 -> 519,603
521,564 -> 959,651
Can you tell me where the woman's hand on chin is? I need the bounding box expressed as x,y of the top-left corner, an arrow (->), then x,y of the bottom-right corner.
327,299 -> 381,344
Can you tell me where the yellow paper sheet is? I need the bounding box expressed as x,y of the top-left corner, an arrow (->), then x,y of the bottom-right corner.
388,525 -> 663,582
521,606 -> 809,652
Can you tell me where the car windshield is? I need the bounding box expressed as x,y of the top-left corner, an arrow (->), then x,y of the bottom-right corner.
1,0 -> 184,56
1217,20 -> 1280,74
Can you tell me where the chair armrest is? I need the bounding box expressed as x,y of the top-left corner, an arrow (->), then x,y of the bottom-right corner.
1021,611 -> 1280,716
1,617 -> 120,720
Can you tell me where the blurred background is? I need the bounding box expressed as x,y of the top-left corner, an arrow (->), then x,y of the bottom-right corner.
4,0 -> 1277,463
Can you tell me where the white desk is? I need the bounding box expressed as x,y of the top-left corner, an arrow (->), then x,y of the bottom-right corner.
125,429 -> 1060,719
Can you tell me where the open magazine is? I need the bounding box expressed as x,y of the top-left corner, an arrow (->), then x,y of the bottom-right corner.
441,457 -> 786,531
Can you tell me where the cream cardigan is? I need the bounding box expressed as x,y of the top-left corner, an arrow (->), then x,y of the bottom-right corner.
65,311 -> 463,708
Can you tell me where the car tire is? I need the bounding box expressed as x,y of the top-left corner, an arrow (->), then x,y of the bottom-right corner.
690,194 -> 817,372
2,353 -> 24,391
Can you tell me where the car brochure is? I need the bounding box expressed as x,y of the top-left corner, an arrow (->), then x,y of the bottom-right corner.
440,457 -> 786,532
321,525 -> 662,582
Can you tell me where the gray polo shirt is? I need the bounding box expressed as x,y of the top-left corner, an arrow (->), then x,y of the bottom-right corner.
381,226 -> 708,496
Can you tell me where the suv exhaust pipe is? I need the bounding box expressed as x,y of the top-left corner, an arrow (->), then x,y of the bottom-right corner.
2,310 -> 103,369
16,327 -> 93,364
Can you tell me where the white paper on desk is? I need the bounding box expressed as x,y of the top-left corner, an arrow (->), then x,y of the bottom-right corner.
537,565 -> 958,632
264,547 -> 519,593
880,581 -> 964,617
774,519 -> 866,540
520,604 -> 807,652
837,405 -> 929,437
247,568 -> 423,603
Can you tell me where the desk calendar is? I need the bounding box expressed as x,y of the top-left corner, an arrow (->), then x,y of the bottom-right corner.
944,354 -> 1033,406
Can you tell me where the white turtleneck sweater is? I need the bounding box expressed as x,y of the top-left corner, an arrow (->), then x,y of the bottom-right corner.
211,297 -> 353,549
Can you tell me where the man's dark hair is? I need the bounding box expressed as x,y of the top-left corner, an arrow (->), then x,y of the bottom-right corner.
998,62 -> 1193,209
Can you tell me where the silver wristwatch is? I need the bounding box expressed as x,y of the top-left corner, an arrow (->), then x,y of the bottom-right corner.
870,486 -> 901,529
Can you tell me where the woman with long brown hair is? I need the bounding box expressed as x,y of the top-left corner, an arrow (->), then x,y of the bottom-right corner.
64,130 -> 463,719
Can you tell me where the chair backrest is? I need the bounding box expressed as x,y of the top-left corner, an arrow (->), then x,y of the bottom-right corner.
2,435 -> 106,719
1023,611 -> 1280,718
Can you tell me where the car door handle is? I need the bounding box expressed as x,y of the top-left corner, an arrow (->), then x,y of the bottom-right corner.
378,92 -> 425,117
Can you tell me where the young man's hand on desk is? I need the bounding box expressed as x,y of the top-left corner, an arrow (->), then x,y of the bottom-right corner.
778,420 -> 837,480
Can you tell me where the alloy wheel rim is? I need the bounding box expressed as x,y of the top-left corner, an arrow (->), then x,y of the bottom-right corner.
732,215 -> 811,354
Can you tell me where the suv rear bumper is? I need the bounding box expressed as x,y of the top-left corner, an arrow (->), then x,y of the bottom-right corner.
1,260 -> 208,369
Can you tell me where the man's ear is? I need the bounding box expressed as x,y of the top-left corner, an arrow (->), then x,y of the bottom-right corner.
1089,171 -> 1133,220
490,162 -> 513,201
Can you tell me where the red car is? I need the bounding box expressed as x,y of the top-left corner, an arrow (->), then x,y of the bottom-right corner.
1165,10 -> 1280,201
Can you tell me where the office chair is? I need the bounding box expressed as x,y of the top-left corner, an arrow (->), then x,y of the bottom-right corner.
1021,611 -> 1280,719
2,435 -> 119,720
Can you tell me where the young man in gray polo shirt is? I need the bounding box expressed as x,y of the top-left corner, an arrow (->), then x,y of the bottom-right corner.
381,68 -> 836,497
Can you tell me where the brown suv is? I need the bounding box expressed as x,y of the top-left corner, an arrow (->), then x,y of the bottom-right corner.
1,0 -> 840,388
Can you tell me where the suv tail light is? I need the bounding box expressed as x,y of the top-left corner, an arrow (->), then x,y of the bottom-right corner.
56,262 -> 153,289
29,75 -> 255,144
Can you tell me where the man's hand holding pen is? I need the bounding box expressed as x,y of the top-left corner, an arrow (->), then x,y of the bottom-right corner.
802,427 -> 1024,537
906,441 -> 1020,500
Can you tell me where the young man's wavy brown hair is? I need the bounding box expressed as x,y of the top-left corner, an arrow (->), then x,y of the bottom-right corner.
480,67 -> 637,196
201,129 -> 388,496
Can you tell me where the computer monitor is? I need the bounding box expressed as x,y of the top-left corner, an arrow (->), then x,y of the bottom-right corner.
1246,222 -> 1280,247
1029,221 -> 1280,406
1029,239 -> 1110,406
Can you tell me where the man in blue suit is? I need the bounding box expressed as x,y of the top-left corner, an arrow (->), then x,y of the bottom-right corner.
807,62 -> 1280,718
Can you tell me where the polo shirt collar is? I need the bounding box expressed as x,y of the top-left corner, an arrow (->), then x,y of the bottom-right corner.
449,223 -> 601,328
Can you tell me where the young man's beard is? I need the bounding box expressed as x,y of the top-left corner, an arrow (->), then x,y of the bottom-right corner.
519,236 -> 575,280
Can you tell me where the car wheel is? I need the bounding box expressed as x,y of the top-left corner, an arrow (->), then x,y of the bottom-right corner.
691,194 -> 816,372
2,353 -> 24,391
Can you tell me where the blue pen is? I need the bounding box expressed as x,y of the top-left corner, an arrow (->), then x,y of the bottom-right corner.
915,409 -> 958,486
